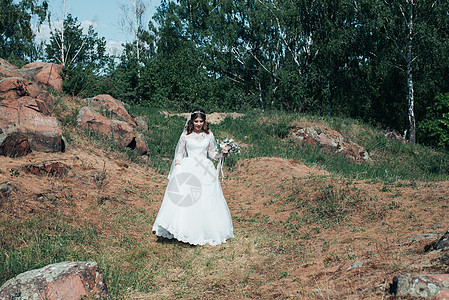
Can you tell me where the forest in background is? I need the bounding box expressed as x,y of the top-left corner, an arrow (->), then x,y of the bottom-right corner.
2,0 -> 449,149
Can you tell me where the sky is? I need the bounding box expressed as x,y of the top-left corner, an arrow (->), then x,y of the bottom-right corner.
34,0 -> 162,56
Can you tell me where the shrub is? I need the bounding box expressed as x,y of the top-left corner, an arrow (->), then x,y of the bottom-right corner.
419,93 -> 449,150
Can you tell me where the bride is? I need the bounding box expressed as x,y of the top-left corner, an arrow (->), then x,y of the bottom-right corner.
152,109 -> 234,246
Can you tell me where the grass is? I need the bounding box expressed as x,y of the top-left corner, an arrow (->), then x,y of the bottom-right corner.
0,217 -> 97,285
209,110 -> 449,181
53,94 -> 449,181
0,210 -> 307,298
1,102 -> 448,298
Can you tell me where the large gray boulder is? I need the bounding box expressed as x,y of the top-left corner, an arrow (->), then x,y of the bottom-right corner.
390,274 -> 449,298
0,261 -> 108,299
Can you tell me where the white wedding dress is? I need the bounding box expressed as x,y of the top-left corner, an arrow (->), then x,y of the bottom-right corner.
152,131 -> 234,246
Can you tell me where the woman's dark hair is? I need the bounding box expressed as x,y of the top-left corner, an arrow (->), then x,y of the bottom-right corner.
186,108 -> 210,134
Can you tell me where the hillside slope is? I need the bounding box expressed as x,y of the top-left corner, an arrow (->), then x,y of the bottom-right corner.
1,134 -> 448,298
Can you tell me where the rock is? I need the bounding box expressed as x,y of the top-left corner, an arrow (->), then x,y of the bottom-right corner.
390,274 -> 449,298
134,115 -> 149,131
433,230 -> 449,251
409,233 -> 438,240
85,94 -> 137,127
0,58 -> 22,78
0,96 -> 63,152
291,125 -> 372,164
0,261 -> 108,299
385,130 -> 406,143
0,131 -> 31,157
0,60 -> 63,92
0,77 -> 53,112
77,106 -> 135,148
135,132 -> 149,155
0,182 -> 13,199
21,62 -> 64,91
21,162 -> 70,177
347,262 -> 364,270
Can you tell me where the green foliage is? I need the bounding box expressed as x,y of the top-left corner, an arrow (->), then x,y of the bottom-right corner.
419,93 -> 449,150
45,14 -> 110,97
0,0 -> 48,63
128,106 -> 186,173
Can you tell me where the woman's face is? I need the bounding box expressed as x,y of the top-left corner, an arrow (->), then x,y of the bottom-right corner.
193,116 -> 205,132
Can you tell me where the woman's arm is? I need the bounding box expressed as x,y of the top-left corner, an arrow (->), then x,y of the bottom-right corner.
175,134 -> 186,165
207,132 -> 221,160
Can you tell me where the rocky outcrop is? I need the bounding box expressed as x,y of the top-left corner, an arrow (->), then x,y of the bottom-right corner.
79,94 -> 149,155
0,58 -> 22,78
0,261 -> 108,300
385,130 -> 406,143
134,116 -> 149,131
390,274 -> 449,298
0,96 -> 63,154
0,77 -> 53,112
0,59 -> 63,92
0,131 -> 31,157
0,59 -> 64,157
0,182 -> 13,200
291,125 -> 372,164
78,106 -> 137,148
85,94 -> 137,127
22,62 -> 64,92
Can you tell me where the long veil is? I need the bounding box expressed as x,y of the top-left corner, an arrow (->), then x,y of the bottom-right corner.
167,116 -> 190,180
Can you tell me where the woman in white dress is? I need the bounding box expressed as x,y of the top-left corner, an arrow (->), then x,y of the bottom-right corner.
152,109 -> 234,246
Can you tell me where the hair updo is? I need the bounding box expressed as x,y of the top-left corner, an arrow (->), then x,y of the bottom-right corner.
186,108 -> 209,134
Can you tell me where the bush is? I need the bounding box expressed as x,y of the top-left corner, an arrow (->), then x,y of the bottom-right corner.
419,93 -> 449,150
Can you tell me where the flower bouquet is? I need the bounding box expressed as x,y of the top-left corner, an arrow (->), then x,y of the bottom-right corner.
218,138 -> 241,155
216,137 -> 240,181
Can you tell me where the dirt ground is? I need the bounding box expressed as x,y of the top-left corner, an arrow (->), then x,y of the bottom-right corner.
0,142 -> 448,298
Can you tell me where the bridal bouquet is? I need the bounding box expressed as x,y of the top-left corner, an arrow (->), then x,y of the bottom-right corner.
218,138 -> 241,155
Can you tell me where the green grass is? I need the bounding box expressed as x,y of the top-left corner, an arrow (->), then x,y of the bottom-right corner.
64,98 -> 449,181
0,217 -> 97,285
210,110 -> 449,181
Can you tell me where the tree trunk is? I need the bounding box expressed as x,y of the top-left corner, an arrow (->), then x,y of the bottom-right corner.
406,1 -> 416,143
258,81 -> 264,111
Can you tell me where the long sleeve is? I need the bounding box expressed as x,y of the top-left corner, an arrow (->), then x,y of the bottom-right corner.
207,132 -> 220,160
175,133 -> 186,164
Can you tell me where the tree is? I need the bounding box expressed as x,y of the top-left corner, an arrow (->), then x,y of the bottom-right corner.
371,0 -> 449,142
46,14 -> 110,96
0,0 -> 48,64
119,0 -> 150,66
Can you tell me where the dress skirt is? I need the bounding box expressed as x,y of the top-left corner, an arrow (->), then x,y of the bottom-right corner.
152,155 -> 234,246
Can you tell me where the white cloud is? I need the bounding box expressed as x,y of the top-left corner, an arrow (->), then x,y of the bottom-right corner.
106,40 -> 124,56
80,19 -> 98,32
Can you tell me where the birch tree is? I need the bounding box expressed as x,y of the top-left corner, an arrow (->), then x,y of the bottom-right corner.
119,0 -> 149,63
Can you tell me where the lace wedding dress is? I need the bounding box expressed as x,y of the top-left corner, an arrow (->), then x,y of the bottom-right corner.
152,131 -> 234,246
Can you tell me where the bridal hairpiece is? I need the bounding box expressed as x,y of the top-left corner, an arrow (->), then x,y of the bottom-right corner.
192,111 -> 205,116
